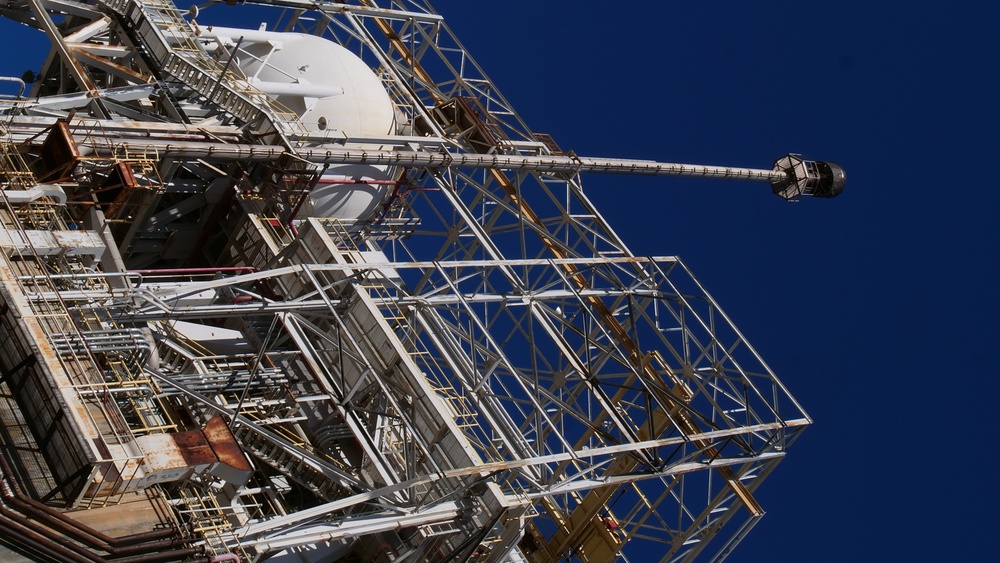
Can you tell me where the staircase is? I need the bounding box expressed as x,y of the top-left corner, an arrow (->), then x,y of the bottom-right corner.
230,422 -> 360,501
100,0 -> 306,147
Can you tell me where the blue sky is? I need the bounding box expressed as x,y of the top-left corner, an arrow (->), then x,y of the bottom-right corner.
437,1 -> 998,560
1,1 -> 997,560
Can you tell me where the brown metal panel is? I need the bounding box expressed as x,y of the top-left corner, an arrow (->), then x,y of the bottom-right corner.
202,416 -> 251,473
40,120 -> 82,179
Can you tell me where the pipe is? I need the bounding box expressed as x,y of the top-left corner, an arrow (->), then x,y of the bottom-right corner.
200,25 -> 295,44
0,513 -> 99,563
0,459 -> 95,563
109,547 -> 205,563
2,184 -> 68,204
315,177 -> 400,185
0,489 -> 105,563
1,489 -> 180,550
249,79 -> 345,99
0,472 -> 178,551
0,456 -> 182,555
84,139 -> 789,184
0,76 -> 26,99
129,266 -> 257,276
2,490 -> 185,556
1,494 -> 187,558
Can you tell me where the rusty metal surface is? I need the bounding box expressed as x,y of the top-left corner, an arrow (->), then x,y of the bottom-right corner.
138,432 -> 199,471
202,416 -> 251,472
136,417 -> 251,484
39,120 -> 80,178
173,429 -> 217,468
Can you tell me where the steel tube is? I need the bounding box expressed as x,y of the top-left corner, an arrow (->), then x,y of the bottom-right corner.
108,547 -> 205,563
3,487 -> 184,555
0,456 -> 181,554
0,514 -> 100,563
0,76 -> 25,99
87,139 -> 786,182
129,266 -> 257,276
2,117 -> 785,183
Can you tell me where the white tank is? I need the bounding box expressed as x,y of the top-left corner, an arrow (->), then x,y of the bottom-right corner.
236,33 -> 395,137
207,28 -> 400,223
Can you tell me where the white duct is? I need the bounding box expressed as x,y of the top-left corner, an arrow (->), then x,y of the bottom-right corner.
2,184 -> 67,204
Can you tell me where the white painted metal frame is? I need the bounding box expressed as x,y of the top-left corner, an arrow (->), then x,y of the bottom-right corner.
0,1 -> 812,561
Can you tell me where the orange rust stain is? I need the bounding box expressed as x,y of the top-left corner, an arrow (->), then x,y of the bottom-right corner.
174,428 -> 216,466
203,416 -> 251,472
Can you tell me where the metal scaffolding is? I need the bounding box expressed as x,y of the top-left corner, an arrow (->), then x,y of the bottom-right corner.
0,1 -> 837,562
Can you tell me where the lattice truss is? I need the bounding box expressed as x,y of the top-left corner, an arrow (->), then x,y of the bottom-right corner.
0,1 -> 812,562
104,253 -> 809,560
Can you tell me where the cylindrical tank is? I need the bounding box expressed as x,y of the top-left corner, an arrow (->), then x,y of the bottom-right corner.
208,28 -> 400,223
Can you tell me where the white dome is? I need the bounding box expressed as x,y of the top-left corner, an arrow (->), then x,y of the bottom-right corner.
298,166 -> 391,221
238,33 -> 395,136
209,29 -> 401,224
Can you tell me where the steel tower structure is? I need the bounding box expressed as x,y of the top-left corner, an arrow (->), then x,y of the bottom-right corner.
0,1 -> 842,562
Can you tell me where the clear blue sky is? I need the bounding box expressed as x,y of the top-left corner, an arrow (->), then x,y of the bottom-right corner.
2,1 -> 997,560
442,1 -> 999,560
